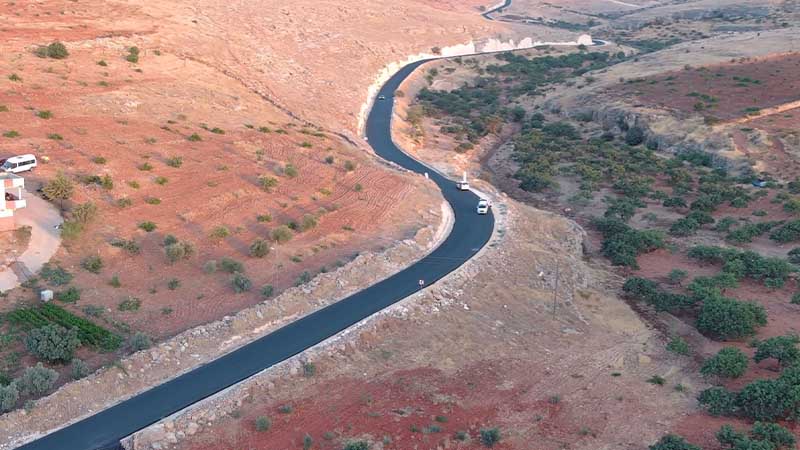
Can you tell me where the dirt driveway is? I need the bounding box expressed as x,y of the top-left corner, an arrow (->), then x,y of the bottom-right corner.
0,190 -> 62,292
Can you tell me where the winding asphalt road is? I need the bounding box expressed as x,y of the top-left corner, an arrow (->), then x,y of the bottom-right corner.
15,59 -> 494,450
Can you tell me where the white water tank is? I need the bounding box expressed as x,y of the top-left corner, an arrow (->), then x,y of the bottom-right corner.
577,35 -> 594,46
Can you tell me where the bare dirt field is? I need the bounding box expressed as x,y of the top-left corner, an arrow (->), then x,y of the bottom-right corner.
0,0 -> 511,415
608,53 -> 800,122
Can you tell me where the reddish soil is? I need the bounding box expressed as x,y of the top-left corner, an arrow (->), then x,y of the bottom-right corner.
0,0 -> 444,395
610,52 -> 800,121
730,106 -> 800,180
188,365 -> 543,450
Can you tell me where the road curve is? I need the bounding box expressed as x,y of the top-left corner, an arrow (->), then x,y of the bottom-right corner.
15,59 -> 494,450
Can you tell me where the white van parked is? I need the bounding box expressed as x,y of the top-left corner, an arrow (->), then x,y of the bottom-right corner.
1,154 -> 37,174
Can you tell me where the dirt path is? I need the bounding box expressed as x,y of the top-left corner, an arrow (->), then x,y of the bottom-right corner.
0,190 -> 62,292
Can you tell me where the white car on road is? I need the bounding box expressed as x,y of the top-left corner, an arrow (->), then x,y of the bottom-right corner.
476,199 -> 490,215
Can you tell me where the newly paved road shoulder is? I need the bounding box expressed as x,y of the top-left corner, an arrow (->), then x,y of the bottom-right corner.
16,58 -> 494,450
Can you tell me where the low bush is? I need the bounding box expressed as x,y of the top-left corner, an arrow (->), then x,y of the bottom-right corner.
16,363 -> 58,396
81,256 -> 103,274
255,416 -> 271,432
770,220 -> 800,243
666,337 -> 690,355
480,428 -> 501,448
130,332 -> 151,351
138,221 -> 157,232
71,358 -> 89,380
165,241 -> 195,263
649,435 -> 701,450
249,239 -> 270,258
0,384 -> 18,412
701,347 -> 748,379
232,273 -> 252,293
271,226 -> 293,244
219,258 -> 243,273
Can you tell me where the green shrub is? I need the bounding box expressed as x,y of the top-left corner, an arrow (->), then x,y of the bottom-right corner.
261,285 -> 274,298
663,197 -> 687,208
25,324 -> 80,363
249,239 -> 270,258
592,217 -> 664,268
255,416 -> 271,432
698,386 -> 737,416
118,297 -> 141,312
219,258 -> 243,273
72,202 -> 98,224
259,175 -> 278,191
110,238 -> 140,255
232,273 -> 252,293
0,384 -> 18,412
666,337 -> 690,355
649,435 -> 701,450
624,126 -> 645,146
16,363 -> 58,396
56,286 -> 81,303
727,221 -> 782,243
187,133 -> 202,142
71,358 -> 90,380
753,335 -> 800,367
667,269 -> 688,285
696,294 -> 766,340
284,164 -> 298,178
166,156 -> 183,168
130,332 -> 151,351
165,241 -> 195,263
669,217 -> 700,236
36,41 -> 69,59
125,46 -> 139,63
81,255 -> 103,273
750,422 -> 795,448
736,379 -> 788,421
770,220 -> 800,243
701,347 -> 748,379
209,226 -> 230,240
344,160 -> 356,171
479,428 -> 501,448
271,226 -> 293,244
138,221 -> 157,232
40,263 -> 73,286
203,260 -> 217,273
42,172 -> 74,208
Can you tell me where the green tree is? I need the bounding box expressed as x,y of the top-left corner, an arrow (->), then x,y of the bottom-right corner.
696,295 -> 767,340
753,335 -> 800,367
16,363 -> 59,396
649,434 -> 701,450
701,347 -> 749,379
42,172 -> 74,210
736,379 -> 788,422
0,383 -> 18,412
25,324 -> 80,363
698,386 -> 737,416
750,422 -> 795,449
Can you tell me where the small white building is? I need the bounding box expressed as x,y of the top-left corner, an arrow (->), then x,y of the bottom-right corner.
1,173 -> 26,231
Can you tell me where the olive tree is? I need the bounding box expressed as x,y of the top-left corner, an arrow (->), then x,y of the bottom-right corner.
25,324 -> 80,363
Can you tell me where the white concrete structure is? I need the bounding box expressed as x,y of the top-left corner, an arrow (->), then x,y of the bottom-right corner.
1,173 -> 26,231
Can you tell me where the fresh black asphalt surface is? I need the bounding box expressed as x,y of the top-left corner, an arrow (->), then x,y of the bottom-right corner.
16,59 -> 494,450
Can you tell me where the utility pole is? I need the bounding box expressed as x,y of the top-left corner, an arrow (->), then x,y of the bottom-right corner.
552,262 -> 559,319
